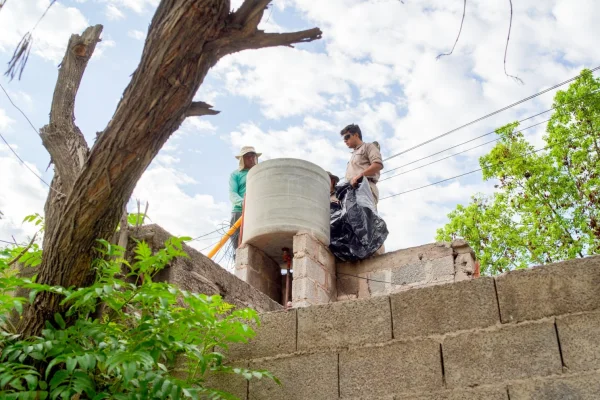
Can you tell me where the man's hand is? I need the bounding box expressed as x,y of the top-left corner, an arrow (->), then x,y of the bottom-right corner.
351,174 -> 363,187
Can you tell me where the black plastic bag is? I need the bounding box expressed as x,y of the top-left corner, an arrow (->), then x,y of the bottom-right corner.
329,179 -> 388,262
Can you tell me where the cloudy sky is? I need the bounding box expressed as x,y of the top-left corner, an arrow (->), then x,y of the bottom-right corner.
1,0 -> 599,267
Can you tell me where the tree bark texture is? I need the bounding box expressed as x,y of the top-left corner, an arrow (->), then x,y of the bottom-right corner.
17,0 -> 321,337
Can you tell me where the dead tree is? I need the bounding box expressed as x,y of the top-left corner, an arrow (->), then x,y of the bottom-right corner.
17,0 -> 321,337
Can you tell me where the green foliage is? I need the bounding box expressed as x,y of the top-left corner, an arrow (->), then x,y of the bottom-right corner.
437,69 -> 600,275
0,235 -> 276,399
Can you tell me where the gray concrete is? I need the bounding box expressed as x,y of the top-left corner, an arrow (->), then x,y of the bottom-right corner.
443,321 -> 562,388
227,310 -> 296,361
495,255 -> 600,323
396,387 -> 508,400
390,277 -> 500,338
297,296 -> 391,351
339,339 -> 443,398
204,362 -> 249,400
508,372 -> 600,399
556,311 -> 600,372
134,225 -> 282,312
249,352 -> 338,400
242,158 -> 330,262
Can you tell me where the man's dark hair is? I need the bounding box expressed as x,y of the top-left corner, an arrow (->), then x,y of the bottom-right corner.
340,124 -> 362,140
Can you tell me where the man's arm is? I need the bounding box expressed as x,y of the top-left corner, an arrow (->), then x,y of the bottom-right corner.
350,143 -> 384,187
229,173 -> 244,208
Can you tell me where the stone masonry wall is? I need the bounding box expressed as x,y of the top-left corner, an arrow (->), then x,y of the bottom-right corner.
212,255 -> 600,399
337,240 -> 476,300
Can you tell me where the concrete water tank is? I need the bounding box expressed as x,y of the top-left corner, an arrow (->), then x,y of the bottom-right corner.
242,158 -> 330,262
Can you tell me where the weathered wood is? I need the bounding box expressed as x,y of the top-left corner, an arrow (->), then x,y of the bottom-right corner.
18,0 -> 321,337
186,101 -> 220,117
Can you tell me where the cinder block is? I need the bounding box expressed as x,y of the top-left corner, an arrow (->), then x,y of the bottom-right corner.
443,321 -> 562,388
297,296 -> 391,350
249,352 -> 338,400
227,310 -> 296,361
293,233 -> 320,259
368,270 -> 390,296
337,274 -> 359,297
392,262 -> 427,285
495,256 -> 600,323
236,245 -> 251,267
293,256 -> 328,286
395,386 -> 508,400
508,371 -> 600,399
454,252 -> 476,282
292,278 -> 316,303
317,244 -> 335,271
235,266 -> 249,282
390,277 -> 499,338
339,339 -> 442,398
430,256 -> 455,282
556,311 -> 600,372
204,365 -> 248,400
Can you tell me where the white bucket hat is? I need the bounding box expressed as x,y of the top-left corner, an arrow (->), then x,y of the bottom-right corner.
235,146 -> 262,170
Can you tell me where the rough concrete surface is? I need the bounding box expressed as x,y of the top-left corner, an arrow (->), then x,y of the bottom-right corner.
227,310 -> 296,361
508,372 -> 600,399
243,158 -> 330,262
297,296 -> 391,350
443,321 -> 562,388
390,277 -> 499,338
135,225 -> 282,312
495,256 -> 600,323
395,386 -> 508,400
337,242 -> 453,274
249,352 -> 338,400
204,366 -> 248,400
556,311 -> 600,372
339,339 -> 442,398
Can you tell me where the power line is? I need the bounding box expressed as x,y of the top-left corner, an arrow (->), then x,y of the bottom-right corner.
379,119 -> 550,183
0,132 -> 64,195
0,82 -> 39,134
380,130 -> 595,201
382,65 -> 600,162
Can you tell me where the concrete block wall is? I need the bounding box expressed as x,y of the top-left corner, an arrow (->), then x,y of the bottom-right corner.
211,255 -> 600,399
337,240 -> 476,300
235,243 -> 282,303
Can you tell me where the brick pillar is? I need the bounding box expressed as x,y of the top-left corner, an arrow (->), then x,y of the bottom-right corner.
292,233 -> 336,308
235,244 -> 282,303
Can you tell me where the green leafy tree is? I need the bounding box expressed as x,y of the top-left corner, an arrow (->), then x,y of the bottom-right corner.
437,69 -> 600,275
0,236 -> 277,399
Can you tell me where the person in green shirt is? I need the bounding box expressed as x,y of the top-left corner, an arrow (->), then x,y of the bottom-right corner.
229,146 -> 261,256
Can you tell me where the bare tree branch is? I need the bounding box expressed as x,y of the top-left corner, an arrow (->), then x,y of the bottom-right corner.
504,0 -> 524,84
437,0 -> 466,60
39,25 -> 102,192
186,101 -> 220,117
209,28 -> 323,58
231,0 -> 271,29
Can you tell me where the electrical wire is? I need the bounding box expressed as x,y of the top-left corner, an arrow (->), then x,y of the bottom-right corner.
380,130 -> 596,201
381,88 -> 600,177
0,132 -> 64,195
379,119 -> 550,183
382,65 -> 600,162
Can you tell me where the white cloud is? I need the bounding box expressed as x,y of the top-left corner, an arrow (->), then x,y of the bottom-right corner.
0,147 -> 48,244
132,162 -> 230,257
104,0 -> 159,14
0,0 -> 88,63
94,38 -> 116,59
0,109 -> 15,131
105,4 -> 125,20
127,29 -> 146,41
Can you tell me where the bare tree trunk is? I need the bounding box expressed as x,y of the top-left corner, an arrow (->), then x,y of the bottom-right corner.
17,0 -> 321,337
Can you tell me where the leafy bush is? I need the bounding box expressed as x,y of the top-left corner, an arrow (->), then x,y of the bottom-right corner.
0,235 -> 276,399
